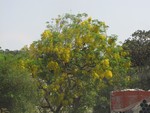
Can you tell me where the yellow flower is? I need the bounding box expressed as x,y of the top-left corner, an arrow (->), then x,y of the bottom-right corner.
101,59 -> 110,67
106,47 -> 111,53
42,30 -> 52,38
114,53 -> 120,60
92,72 -> 99,79
104,70 -> 112,79
62,48 -> 71,62
47,61 -> 59,71
54,47 -> 59,53
99,34 -> 106,40
75,38 -> 82,47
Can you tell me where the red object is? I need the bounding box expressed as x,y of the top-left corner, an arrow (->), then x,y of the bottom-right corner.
110,90 -> 150,112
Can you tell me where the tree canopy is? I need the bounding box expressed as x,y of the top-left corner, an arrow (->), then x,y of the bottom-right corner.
0,50 -> 40,113
123,30 -> 150,90
123,30 -> 150,67
26,13 -> 131,113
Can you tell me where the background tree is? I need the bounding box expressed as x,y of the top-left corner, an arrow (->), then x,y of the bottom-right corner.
123,30 -> 150,90
0,50 -> 40,113
123,30 -> 150,67
27,13 -> 131,113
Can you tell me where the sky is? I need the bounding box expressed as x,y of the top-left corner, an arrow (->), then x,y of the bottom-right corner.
0,0 -> 150,50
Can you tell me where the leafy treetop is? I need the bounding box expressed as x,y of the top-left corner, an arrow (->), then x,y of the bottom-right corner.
26,13 -> 130,113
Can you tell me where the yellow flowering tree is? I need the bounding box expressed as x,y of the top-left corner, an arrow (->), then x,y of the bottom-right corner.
28,13 -> 130,113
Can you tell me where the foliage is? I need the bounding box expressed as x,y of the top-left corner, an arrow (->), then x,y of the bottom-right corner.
26,13 -> 130,113
0,50 -> 40,113
123,30 -> 150,67
123,30 -> 150,90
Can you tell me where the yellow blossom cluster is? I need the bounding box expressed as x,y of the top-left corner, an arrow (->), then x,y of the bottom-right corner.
75,37 -> 83,47
61,48 -> 71,63
42,30 -> 52,39
104,70 -> 113,79
113,53 -> 120,60
92,69 -> 113,80
101,59 -> 110,67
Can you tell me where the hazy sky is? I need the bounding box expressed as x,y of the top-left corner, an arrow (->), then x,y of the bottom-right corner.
0,0 -> 150,50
